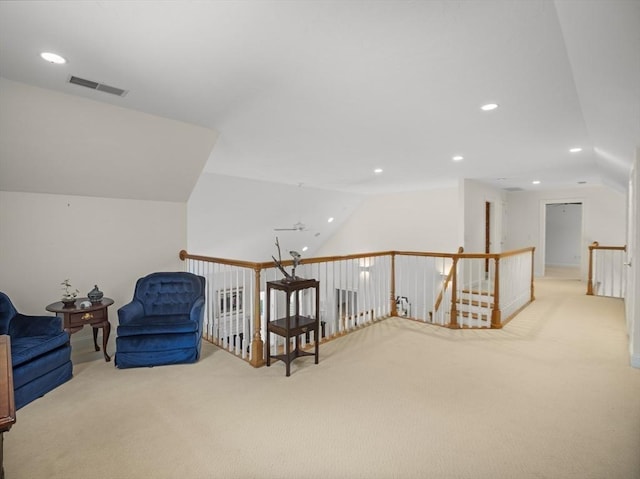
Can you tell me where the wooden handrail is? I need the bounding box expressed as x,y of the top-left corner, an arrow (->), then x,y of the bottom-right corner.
589,245 -> 627,251
180,249 -> 396,270
180,247 -> 537,269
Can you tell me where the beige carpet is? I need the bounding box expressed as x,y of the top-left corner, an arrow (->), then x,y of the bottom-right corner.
5,277 -> 639,479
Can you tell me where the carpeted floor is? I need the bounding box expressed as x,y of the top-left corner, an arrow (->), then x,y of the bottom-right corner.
5,277 -> 639,479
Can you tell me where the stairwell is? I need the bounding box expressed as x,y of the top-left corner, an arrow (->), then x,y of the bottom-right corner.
455,279 -> 494,328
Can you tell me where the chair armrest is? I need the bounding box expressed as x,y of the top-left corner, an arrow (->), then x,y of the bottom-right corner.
189,297 -> 206,330
9,314 -> 63,337
117,301 -> 144,325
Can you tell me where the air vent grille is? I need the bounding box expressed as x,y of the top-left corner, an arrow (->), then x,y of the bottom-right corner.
504,187 -> 524,192
69,75 -> 128,97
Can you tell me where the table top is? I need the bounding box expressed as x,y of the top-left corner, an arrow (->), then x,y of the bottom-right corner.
45,297 -> 114,314
267,278 -> 318,291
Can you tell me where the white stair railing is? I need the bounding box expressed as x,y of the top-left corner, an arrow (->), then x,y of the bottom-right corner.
499,248 -> 535,320
587,242 -> 627,298
180,246 -> 536,366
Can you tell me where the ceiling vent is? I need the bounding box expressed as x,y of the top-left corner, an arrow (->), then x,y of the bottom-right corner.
68,75 -> 128,97
504,187 -> 524,192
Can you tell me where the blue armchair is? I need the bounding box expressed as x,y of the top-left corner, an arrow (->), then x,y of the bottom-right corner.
0,292 -> 73,410
115,272 -> 206,369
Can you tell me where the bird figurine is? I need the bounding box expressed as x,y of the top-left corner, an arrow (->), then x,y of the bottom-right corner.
290,250 -> 302,279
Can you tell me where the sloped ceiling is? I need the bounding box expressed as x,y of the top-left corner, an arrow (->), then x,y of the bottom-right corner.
0,78 -> 218,202
0,1 -> 638,198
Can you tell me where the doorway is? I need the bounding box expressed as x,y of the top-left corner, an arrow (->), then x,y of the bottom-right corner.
543,202 -> 583,279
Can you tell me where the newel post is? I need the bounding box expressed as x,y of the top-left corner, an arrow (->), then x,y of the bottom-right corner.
449,256 -> 459,329
390,252 -> 397,316
587,242 -> 598,295
530,247 -> 536,301
250,266 -> 265,367
491,257 -> 502,329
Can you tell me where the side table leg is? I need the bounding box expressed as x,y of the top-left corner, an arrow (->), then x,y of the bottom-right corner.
285,336 -> 291,377
102,321 -> 111,362
92,327 -> 100,352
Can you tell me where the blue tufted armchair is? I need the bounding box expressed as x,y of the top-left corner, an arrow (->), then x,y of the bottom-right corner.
0,292 -> 73,409
115,272 -> 206,369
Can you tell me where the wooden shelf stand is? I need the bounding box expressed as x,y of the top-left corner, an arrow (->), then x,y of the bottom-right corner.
266,278 -> 320,376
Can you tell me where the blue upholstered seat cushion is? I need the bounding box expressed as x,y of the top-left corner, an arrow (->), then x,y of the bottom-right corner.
116,332 -> 198,353
11,332 -> 70,368
117,315 -> 198,337
12,343 -> 71,390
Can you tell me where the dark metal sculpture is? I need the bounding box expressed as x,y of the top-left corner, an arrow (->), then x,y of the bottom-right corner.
272,237 -> 303,282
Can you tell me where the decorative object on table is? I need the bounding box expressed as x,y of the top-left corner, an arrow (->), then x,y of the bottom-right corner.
79,300 -> 92,309
272,237 -> 302,282
87,285 -> 104,303
290,250 -> 302,279
60,279 -> 79,306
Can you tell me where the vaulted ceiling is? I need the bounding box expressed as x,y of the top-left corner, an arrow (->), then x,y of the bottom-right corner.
1,1 -> 638,199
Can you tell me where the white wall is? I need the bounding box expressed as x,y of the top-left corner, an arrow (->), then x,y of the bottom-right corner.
0,191 -> 186,317
188,173 -> 365,262
317,186 -> 460,256
545,203 -> 582,266
505,186 -> 626,277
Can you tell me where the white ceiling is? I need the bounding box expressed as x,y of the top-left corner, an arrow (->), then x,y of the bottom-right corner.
0,0 -> 638,196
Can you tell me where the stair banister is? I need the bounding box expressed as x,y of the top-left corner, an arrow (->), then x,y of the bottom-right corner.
491,257 -> 502,328
433,247 -> 463,314
449,249 -> 461,329
587,241 -> 598,295
250,266 -> 265,367
391,252 -> 397,316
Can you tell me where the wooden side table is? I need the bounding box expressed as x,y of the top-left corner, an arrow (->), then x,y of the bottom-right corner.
0,336 -> 16,479
266,278 -> 320,376
46,298 -> 114,362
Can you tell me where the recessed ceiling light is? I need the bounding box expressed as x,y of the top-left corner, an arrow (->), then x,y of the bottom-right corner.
532,180 -> 541,185
480,103 -> 499,111
40,52 -> 66,64
569,147 -> 583,153
327,217 -> 334,223
452,155 -> 464,161
374,168 -> 383,174
302,246 -> 308,252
